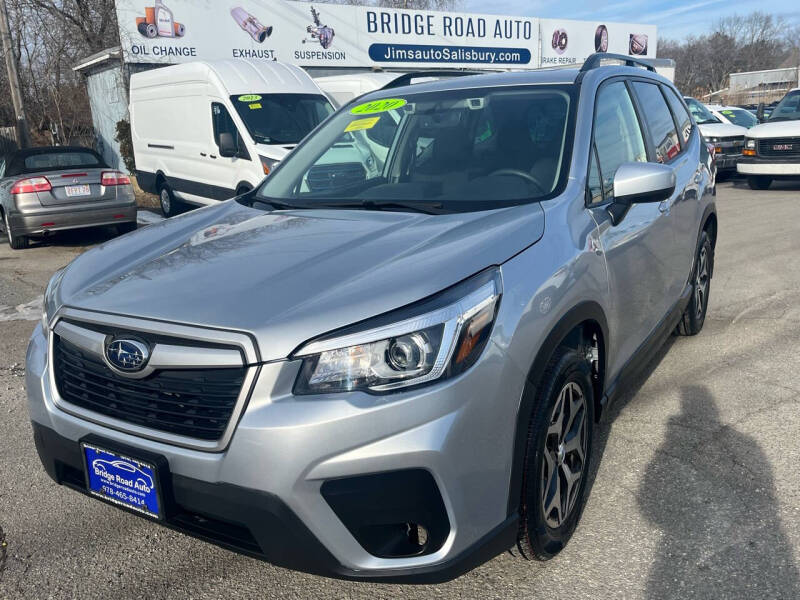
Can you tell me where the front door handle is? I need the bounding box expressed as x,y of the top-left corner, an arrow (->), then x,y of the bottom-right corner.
658,201 -> 670,214
200,152 -> 207,157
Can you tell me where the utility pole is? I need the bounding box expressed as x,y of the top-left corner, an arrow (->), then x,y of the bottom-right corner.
0,0 -> 30,148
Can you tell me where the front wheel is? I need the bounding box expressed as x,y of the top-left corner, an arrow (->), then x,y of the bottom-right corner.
517,347 -> 594,560
747,176 -> 772,190
676,231 -> 712,336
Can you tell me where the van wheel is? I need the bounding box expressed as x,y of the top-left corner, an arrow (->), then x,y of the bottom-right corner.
747,176 -> 772,190
159,183 -> 180,217
3,210 -> 28,250
517,347 -> 594,561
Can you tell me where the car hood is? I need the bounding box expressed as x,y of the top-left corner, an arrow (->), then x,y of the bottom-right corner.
745,119 -> 800,138
697,122 -> 748,138
57,200 -> 545,361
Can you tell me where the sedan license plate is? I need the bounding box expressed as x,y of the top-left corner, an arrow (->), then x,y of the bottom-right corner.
65,184 -> 91,197
83,443 -> 162,519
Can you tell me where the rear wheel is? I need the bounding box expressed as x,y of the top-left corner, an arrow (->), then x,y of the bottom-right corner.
517,347 -> 594,560
158,182 -> 180,217
747,176 -> 772,190
676,231 -> 712,336
3,210 -> 28,250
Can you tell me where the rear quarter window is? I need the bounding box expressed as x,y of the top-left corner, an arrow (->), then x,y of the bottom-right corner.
632,82 -> 682,163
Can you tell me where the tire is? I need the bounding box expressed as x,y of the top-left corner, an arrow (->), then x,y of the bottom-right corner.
517,347 -> 594,561
747,176 -> 772,190
158,182 -> 180,217
116,222 -> 137,236
3,210 -> 28,250
676,231 -> 712,336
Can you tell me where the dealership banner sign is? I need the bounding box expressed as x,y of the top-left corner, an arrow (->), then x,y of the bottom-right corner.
115,1 -> 655,69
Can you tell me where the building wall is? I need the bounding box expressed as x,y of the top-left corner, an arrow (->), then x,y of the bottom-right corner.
85,64 -> 129,170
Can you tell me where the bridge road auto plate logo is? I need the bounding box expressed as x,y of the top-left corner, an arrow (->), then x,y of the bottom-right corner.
105,338 -> 150,372
84,444 -> 162,518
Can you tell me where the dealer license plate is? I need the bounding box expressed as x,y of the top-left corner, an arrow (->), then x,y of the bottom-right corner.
83,443 -> 162,519
65,184 -> 91,197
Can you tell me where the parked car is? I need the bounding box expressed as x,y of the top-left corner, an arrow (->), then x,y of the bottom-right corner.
130,60 -> 335,217
0,146 -> 136,249
706,104 -> 758,129
29,54 -> 716,582
738,87 -> 800,189
684,97 -> 748,177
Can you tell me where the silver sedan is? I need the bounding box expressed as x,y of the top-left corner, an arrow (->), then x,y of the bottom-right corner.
0,146 -> 137,249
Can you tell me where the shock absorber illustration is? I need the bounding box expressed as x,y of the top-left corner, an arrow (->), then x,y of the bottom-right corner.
303,6 -> 335,50
230,7 -> 273,43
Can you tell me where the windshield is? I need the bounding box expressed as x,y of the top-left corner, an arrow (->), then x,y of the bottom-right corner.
767,90 -> 800,122
254,85 -> 575,213
718,108 -> 757,128
684,98 -> 721,125
229,93 -> 334,145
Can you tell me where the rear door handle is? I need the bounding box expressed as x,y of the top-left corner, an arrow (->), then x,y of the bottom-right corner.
200,152 -> 207,157
209,155 -> 217,159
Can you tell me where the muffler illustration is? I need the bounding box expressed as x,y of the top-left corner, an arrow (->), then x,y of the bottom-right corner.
135,1 -> 184,39
231,7 -> 273,43
303,6 -> 335,50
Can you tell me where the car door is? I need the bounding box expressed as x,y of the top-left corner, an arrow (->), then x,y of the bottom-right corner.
585,79 -> 679,377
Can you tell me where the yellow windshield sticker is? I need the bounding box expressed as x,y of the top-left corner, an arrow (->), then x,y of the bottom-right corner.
237,94 -> 262,102
249,103 -> 262,110
351,98 -> 407,115
345,117 -> 381,132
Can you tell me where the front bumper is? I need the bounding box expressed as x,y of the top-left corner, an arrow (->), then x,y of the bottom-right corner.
9,203 -> 137,236
26,319 -> 524,581
737,156 -> 800,176
714,152 -> 741,171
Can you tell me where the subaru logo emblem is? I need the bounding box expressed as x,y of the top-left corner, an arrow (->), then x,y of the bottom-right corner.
105,338 -> 150,372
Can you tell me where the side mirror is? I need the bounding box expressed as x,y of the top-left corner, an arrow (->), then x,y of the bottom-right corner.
608,162 -> 676,224
756,102 -> 765,123
218,132 -> 237,157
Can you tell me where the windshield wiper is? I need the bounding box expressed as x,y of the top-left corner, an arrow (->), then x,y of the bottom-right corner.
309,199 -> 446,215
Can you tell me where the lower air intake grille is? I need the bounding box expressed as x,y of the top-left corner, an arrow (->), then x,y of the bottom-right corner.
53,335 -> 245,441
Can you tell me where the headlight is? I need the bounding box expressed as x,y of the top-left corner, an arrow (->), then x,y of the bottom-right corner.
708,137 -> 719,144
42,268 -> 66,337
745,139 -> 755,149
293,270 -> 501,394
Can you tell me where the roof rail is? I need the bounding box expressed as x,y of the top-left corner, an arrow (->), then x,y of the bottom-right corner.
381,70 -> 486,91
580,53 -> 656,73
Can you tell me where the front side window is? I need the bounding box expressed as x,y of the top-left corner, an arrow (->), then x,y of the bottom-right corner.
255,86 -> 576,213
593,81 -> 647,198
229,93 -> 334,145
768,90 -> 800,122
212,102 -> 246,157
632,82 -> 682,163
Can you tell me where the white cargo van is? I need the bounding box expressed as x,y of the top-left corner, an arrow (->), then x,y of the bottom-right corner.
130,60 -> 334,216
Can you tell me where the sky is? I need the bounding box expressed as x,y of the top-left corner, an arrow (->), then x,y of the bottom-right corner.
462,0 -> 800,40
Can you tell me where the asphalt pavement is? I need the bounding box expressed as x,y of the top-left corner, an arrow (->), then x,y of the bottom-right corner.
1,180 -> 799,599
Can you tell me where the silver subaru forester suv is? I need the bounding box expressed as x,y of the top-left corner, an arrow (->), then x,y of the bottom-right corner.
28,55 -> 716,582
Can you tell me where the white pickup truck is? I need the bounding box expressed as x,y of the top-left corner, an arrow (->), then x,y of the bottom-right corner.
738,87 -> 800,190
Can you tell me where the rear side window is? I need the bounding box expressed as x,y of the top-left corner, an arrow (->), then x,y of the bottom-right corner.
593,81 -> 647,198
632,82 -> 681,163
663,87 -> 693,145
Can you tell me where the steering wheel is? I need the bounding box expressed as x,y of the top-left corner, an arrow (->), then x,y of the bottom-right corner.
489,168 -> 547,195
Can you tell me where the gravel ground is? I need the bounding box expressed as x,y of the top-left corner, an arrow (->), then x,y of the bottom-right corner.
1,179 -> 799,599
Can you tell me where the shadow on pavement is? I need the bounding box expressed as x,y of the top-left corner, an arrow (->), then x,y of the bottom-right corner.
639,385 -> 800,599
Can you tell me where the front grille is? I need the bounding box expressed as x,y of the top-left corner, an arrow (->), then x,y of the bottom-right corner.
715,136 -> 744,155
53,335 -> 246,441
307,162 -> 366,192
758,137 -> 800,157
